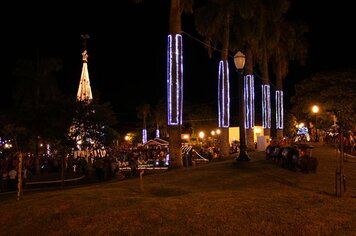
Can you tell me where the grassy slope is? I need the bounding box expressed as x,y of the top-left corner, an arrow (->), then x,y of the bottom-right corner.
1,144 -> 355,236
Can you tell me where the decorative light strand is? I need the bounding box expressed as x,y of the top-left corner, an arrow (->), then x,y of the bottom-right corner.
167,34 -> 183,125
244,74 -> 255,129
218,60 -> 230,128
276,90 -> 284,129
142,128 -> 147,144
156,128 -> 160,138
218,61 -> 221,127
76,51 -> 93,102
262,84 -> 271,128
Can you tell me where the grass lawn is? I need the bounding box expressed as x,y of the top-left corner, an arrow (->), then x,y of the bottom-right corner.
1,144 -> 355,235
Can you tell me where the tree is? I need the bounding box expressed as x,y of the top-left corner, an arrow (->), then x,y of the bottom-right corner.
270,18 -> 308,139
153,98 -> 167,138
12,56 -> 63,174
194,0 -> 257,155
69,97 -> 118,152
134,0 -> 193,167
183,101 -> 216,132
167,0 -> 193,168
229,1 -> 260,150
136,103 -> 151,143
255,0 -> 290,137
291,70 -> 356,132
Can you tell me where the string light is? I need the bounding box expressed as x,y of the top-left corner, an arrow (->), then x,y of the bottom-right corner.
244,74 -> 255,129
167,34 -> 183,125
142,128 -> 147,144
262,84 -> 271,128
156,128 -> 160,138
218,60 -> 230,128
276,90 -> 284,129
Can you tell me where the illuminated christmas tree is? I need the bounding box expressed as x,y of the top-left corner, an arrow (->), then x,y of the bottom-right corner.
76,49 -> 93,102
69,35 -> 105,155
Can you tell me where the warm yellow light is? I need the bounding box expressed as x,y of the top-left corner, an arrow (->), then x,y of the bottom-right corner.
255,128 -> 261,134
298,123 -> 305,129
77,140 -> 82,145
216,129 -> 221,135
234,51 -> 246,70
124,135 -> 130,141
40,143 -> 43,147
199,131 -> 205,139
312,105 -> 319,114
182,134 -> 189,139
211,131 -> 215,136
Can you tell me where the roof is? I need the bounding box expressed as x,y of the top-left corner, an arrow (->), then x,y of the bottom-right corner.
143,138 -> 169,147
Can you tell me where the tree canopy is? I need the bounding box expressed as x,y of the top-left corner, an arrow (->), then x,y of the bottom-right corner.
291,69 -> 356,131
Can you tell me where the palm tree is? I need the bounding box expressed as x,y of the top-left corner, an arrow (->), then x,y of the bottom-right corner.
229,2 -> 261,150
136,104 -> 151,143
271,19 -> 308,139
194,0 -> 256,157
133,0 -> 192,167
167,0 -> 193,168
153,99 -> 167,138
13,56 -> 62,175
256,0 -> 289,137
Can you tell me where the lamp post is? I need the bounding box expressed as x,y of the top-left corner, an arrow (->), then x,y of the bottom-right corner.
234,51 -> 250,161
312,105 -> 319,142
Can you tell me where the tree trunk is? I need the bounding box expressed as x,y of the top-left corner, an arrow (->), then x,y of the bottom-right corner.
262,46 -> 271,137
245,48 -> 255,150
169,126 -> 183,168
276,59 -> 284,140
218,12 -> 230,157
168,0 -> 183,168
170,0 -> 181,34
219,127 -> 230,157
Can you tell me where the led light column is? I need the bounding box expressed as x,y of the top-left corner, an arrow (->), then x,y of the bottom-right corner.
262,84 -> 271,129
275,90 -> 284,129
218,60 -> 230,128
142,129 -> 147,144
167,34 -> 183,126
244,74 -> 254,129
156,128 -> 160,138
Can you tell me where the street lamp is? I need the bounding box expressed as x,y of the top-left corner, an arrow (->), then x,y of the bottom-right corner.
312,105 -> 319,142
234,51 -> 251,161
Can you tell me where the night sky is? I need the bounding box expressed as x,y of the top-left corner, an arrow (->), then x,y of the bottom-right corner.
1,1 -> 355,125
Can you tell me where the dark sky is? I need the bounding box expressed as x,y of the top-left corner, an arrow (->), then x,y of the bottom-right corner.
1,1 -> 355,124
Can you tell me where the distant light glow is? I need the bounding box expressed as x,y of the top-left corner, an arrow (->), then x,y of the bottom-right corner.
255,127 -> 262,134
142,129 -> 147,144
182,134 -> 189,139
46,144 -> 50,155
244,74 -> 255,129
276,90 -> 284,129
167,34 -> 183,125
262,85 -> 271,128
165,153 -> 170,166
199,131 -> 205,139
218,60 -> 230,127
156,128 -> 160,138
312,105 -> 319,114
